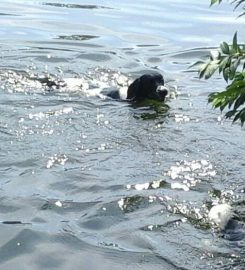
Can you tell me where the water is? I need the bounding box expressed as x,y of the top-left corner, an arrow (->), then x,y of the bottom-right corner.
0,1 -> 244,269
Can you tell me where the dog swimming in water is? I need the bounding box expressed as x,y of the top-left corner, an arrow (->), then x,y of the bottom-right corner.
103,72 -> 168,102
39,72 -> 168,102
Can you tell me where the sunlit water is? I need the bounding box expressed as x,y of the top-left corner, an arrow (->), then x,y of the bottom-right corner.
0,1 -> 244,269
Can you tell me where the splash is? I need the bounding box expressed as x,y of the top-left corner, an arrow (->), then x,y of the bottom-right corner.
46,154 -> 68,168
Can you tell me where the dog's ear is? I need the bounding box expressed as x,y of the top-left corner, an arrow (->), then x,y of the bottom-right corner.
127,78 -> 140,100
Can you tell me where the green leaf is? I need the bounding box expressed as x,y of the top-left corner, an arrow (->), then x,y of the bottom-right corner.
232,32 -> 238,51
204,61 -> 219,79
238,11 -> 245,18
223,67 -> 230,82
208,92 -> 218,103
234,0 -> 245,10
220,42 -> 230,54
199,62 -> 209,79
234,93 -> 245,110
225,110 -> 237,118
229,64 -> 236,80
233,108 -> 245,125
210,0 -> 222,6
219,56 -> 229,73
227,79 -> 245,91
233,58 -> 241,71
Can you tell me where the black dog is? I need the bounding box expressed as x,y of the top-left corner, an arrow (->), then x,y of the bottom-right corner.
127,73 -> 167,101
37,72 -> 168,102
104,72 -> 168,102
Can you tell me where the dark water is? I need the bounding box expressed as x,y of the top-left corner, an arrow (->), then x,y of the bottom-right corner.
0,1 -> 244,269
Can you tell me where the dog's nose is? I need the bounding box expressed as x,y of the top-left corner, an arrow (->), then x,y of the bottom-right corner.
157,85 -> 168,98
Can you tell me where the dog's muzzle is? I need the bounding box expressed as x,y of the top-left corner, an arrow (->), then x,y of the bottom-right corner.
156,85 -> 168,100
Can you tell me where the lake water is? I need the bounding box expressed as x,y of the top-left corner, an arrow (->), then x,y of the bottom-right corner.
0,1 -> 244,269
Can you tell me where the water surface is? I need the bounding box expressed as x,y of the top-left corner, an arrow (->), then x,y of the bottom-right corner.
0,1 -> 244,269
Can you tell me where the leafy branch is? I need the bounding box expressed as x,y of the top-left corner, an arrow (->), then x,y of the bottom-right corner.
198,33 -> 245,81
211,0 -> 245,17
196,1 -> 245,125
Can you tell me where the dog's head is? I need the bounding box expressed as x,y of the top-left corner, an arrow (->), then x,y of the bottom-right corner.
127,73 -> 168,101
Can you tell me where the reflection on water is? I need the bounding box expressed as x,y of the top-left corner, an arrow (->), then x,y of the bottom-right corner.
42,3 -> 113,10
57,35 -> 99,41
0,12 -> 19,16
0,0 -> 245,269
